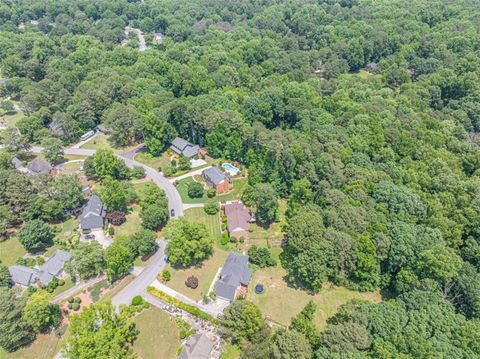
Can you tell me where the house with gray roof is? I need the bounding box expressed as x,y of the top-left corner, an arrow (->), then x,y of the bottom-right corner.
80,195 -> 106,231
180,334 -> 215,359
26,158 -> 52,175
215,252 -> 252,302
170,137 -> 200,158
9,250 -> 72,287
202,166 -> 230,194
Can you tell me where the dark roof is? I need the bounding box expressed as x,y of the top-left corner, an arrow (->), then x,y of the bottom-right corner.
9,265 -> 38,286
170,137 -> 200,158
39,250 -> 71,277
180,334 -> 214,359
27,158 -> 52,174
202,167 -> 227,186
225,202 -> 251,233
216,252 -> 252,301
80,195 -> 106,230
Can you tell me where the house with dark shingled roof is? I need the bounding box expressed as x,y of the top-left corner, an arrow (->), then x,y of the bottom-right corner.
215,252 -> 252,303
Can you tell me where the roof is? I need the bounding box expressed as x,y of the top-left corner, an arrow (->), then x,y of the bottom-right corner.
202,167 -> 227,186
12,157 -> 23,170
225,202 -> 251,233
216,253 -> 252,301
80,195 -> 106,230
170,137 -> 199,158
9,265 -> 38,286
27,158 -> 52,174
39,250 -> 72,277
180,334 -> 214,359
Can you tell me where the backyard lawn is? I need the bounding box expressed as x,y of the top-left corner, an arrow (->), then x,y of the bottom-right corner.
133,307 -> 181,359
114,204 -> 141,237
0,237 -> 26,266
176,177 -> 247,204
164,244 -> 229,301
247,266 -> 382,329
184,207 -> 221,240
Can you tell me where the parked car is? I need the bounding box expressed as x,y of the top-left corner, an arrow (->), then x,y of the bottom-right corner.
170,209 -> 175,217
85,234 -> 95,240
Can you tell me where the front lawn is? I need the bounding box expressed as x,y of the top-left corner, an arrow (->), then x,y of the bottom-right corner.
0,237 -> 26,266
114,204 -> 141,237
134,151 -> 171,171
164,244 -> 229,302
184,207 -> 221,240
247,266 -> 382,329
50,276 -> 76,297
133,307 -> 181,359
176,177 -> 247,204
0,333 -> 61,359
80,133 -> 112,151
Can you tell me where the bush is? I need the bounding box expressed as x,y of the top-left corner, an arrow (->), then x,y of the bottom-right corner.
46,277 -> 60,292
108,226 -> 115,235
187,182 -> 204,198
131,295 -> 144,306
106,211 -> 126,226
171,159 -> 177,167
178,155 -> 191,171
206,188 -> 216,198
204,202 -> 220,215
68,297 -> 75,304
71,302 -> 80,311
239,237 -> 245,244
130,166 -> 146,179
58,279 -> 65,286
185,275 -> 199,289
248,245 -> 277,268
163,165 -> 177,177
73,297 -> 82,304
161,270 -> 171,282
220,232 -> 229,245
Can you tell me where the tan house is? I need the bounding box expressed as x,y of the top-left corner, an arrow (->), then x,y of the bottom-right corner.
224,202 -> 252,240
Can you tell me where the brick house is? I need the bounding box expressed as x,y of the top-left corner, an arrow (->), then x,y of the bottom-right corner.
202,166 -> 231,194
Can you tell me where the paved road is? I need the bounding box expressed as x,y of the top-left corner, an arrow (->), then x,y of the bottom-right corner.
111,240 -> 167,306
52,275 -> 105,304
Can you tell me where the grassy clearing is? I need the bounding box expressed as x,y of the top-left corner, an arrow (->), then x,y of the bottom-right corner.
133,307 -> 181,359
0,237 -> 26,266
0,333 -> 62,359
164,244 -> 228,301
177,177 -> 247,204
114,204 -> 141,237
0,108 -> 24,130
184,207 -> 221,240
247,266 -> 381,329
52,217 -> 79,244
80,133 -> 112,151
220,344 -> 241,359
134,152 -> 171,171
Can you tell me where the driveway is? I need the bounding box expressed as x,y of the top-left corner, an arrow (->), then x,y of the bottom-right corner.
169,165 -> 212,183
111,239 -> 167,306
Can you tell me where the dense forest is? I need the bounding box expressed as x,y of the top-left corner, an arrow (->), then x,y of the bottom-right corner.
1,0 -> 480,357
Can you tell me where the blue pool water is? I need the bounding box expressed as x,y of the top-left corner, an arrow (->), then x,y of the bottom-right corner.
223,163 -> 239,173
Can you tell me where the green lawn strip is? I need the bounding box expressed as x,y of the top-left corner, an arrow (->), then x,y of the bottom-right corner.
0,333 -> 62,359
0,237 -> 26,266
50,277 -> 76,297
132,307 -> 181,359
79,133 -> 113,151
247,266 -> 381,330
176,177 -> 247,204
220,344 -> 241,359
147,287 -> 217,323
164,244 -> 228,302
184,207 -> 221,240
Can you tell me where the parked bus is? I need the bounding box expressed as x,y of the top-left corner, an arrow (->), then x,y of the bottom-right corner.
80,130 -> 95,141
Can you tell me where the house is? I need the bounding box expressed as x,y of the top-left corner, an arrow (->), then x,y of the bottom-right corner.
202,167 -> 230,194
180,334 -> 215,359
26,158 -> 52,175
170,137 -> 200,158
9,250 -> 72,287
224,202 -> 252,240
80,195 -> 106,232
215,252 -> 252,303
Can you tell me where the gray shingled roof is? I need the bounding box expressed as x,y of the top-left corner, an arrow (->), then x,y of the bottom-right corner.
27,158 -> 52,174
202,167 -> 227,186
80,195 -> 106,230
170,137 -> 199,158
225,202 -> 251,233
216,252 -> 252,301
9,265 -> 38,286
40,250 -> 72,277
180,334 -> 214,359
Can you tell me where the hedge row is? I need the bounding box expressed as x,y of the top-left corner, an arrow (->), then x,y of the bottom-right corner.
147,286 -> 218,324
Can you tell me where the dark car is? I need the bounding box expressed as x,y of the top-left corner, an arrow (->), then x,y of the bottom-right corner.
85,234 -> 95,240
170,209 -> 175,217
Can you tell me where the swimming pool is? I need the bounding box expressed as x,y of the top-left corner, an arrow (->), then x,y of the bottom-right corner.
222,162 -> 240,176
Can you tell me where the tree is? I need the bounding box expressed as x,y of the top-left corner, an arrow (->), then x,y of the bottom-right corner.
290,301 -> 321,348
251,183 -> 278,225
185,275 -> 199,289
130,228 -> 157,257
63,302 -> 138,359
178,155 -> 191,171
1,128 -> 30,155
271,329 -> 312,359
106,211 -> 126,226
90,149 -> 129,181
187,181 -> 204,198
0,152 -> 14,170
286,178 -> 313,218
65,242 -> 106,280
100,177 -> 129,212
204,202 -> 219,215
0,265 -> 10,287
105,242 -> 134,281
140,204 -> 168,230
220,300 -> 266,342
41,137 -> 64,164
248,245 -> 276,267
23,290 -> 61,333
17,219 -> 53,252
0,288 -> 35,352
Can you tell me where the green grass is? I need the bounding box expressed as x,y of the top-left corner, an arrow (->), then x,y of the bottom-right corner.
164,244 -> 229,301
50,277 -> 76,297
0,333 -> 62,359
248,200 -> 287,248
0,108 -> 24,129
184,207 -> 221,240
0,237 -> 26,266
221,344 -> 241,359
134,152 -> 171,171
114,204 -> 141,237
132,307 -> 181,359
80,133 -> 112,151
247,265 -> 382,329
177,177 -> 247,204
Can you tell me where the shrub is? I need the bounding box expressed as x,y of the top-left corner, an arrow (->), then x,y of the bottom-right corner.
230,236 -> 237,243
239,237 -> 245,244
68,297 -> 75,304
106,211 -> 126,226
108,226 -> 115,235
163,165 -> 177,177
248,245 -> 277,268
187,182 -> 204,198
58,279 -> 65,286
204,202 -> 220,215
171,159 -> 177,167
161,270 -> 171,282
131,295 -> 144,306
71,302 -> 80,311
130,166 -> 146,179
206,188 -> 216,198
220,232 -> 229,245
185,275 -> 199,289
46,277 -> 60,292
73,297 -> 82,304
